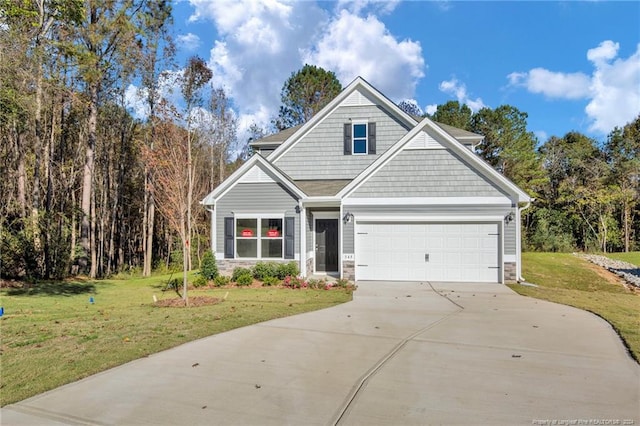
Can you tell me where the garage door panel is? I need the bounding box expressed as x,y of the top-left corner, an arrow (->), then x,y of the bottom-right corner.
355,222 -> 500,283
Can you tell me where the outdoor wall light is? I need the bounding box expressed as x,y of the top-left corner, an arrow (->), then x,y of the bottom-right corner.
505,212 -> 515,224
343,212 -> 354,224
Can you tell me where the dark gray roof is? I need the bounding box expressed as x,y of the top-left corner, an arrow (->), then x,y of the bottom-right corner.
294,180 -> 351,196
432,121 -> 483,141
249,125 -> 302,146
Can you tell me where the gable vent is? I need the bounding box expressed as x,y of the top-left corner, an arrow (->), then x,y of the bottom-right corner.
406,131 -> 443,150
343,89 -> 375,107
239,166 -> 275,183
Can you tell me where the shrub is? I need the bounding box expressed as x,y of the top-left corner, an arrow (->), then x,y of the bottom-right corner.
231,267 -> 252,282
334,278 -> 351,288
307,278 -> 327,290
252,261 -> 278,280
236,273 -> 253,286
276,262 -> 299,279
200,250 -> 218,280
193,274 -> 208,288
262,276 -> 280,286
282,275 -> 307,289
213,275 -> 231,287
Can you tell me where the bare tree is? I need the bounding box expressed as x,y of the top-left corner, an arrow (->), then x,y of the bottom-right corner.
180,56 -> 212,271
142,103 -> 191,303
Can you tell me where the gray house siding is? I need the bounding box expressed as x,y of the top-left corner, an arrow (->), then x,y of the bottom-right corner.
504,209 -> 517,255
343,220 -> 354,254
350,149 -> 510,198
274,105 -> 410,180
215,182 -> 300,256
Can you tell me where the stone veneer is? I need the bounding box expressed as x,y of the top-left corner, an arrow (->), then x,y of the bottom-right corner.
504,262 -> 517,283
342,260 -> 355,281
305,257 -> 314,277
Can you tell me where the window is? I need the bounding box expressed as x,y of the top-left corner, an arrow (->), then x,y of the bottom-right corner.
344,122 -> 375,155
353,123 -> 367,154
236,218 -> 283,258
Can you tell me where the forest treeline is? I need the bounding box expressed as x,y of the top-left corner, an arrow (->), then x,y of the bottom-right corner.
1,2 -> 638,281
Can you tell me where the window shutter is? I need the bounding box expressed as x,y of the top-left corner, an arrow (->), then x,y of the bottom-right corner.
343,123 -> 352,155
224,217 -> 234,258
284,217 -> 295,259
368,122 -> 376,154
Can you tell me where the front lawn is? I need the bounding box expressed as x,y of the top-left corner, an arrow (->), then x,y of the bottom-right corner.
509,252 -> 640,362
603,251 -> 640,267
0,275 -> 352,406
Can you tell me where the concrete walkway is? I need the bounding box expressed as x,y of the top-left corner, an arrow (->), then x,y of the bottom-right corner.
2,282 -> 639,425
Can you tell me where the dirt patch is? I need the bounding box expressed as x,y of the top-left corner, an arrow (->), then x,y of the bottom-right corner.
0,279 -> 24,289
154,296 -> 222,308
582,261 -> 638,292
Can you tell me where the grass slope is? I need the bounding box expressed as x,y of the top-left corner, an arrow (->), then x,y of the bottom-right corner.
0,275 -> 352,406
603,252 -> 640,267
509,253 -> 640,363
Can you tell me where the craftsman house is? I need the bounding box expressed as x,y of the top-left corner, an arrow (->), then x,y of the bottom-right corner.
201,77 -> 531,283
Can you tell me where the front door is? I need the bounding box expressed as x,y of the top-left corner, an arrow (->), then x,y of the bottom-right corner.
315,219 -> 339,272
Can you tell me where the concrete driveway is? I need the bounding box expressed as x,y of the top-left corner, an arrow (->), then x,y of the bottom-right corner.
3,282 -> 639,425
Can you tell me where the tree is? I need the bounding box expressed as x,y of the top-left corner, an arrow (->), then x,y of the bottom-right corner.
142,104 -> 191,304
73,0 -> 152,277
397,99 -> 423,117
605,115 -> 640,252
429,100 -> 472,131
200,86 -> 237,187
180,56 -> 212,271
274,64 -> 342,130
139,0 -> 174,277
538,132 -> 613,251
470,105 -> 546,198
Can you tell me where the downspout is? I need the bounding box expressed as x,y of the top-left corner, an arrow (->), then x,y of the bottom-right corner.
517,200 -> 532,282
204,205 -> 216,257
299,200 -> 306,277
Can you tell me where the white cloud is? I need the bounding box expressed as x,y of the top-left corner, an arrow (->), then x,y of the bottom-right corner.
508,40 -> 640,134
303,9 -> 425,101
125,84 -> 149,119
438,77 -> 486,112
424,104 -> 437,115
188,0 -> 328,136
586,42 -> 640,133
507,68 -> 590,100
587,40 -> 619,66
176,33 -> 201,51
336,0 -> 400,15
183,0 -> 426,146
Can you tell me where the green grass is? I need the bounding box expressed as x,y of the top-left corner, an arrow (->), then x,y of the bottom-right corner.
509,252 -> 640,362
0,275 -> 352,406
602,251 -> 640,267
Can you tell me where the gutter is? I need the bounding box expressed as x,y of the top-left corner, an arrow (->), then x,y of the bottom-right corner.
518,199 -> 533,282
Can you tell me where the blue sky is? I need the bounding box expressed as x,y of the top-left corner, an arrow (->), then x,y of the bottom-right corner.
133,0 -> 640,146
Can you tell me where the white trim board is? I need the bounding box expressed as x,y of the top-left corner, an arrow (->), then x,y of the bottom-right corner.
355,215 -> 505,223
344,197 -> 513,206
312,212 -> 340,219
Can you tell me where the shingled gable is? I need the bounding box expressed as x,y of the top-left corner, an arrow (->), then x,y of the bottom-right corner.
200,154 -> 305,206
267,76 -> 419,163
338,115 -> 531,203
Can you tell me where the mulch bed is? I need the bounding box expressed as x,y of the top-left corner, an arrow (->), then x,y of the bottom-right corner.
154,296 -> 222,308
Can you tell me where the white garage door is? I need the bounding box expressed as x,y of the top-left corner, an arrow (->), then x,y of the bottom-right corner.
355,222 -> 500,282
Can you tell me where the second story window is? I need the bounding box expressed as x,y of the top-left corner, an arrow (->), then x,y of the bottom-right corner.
344,121 -> 376,155
353,123 -> 367,154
